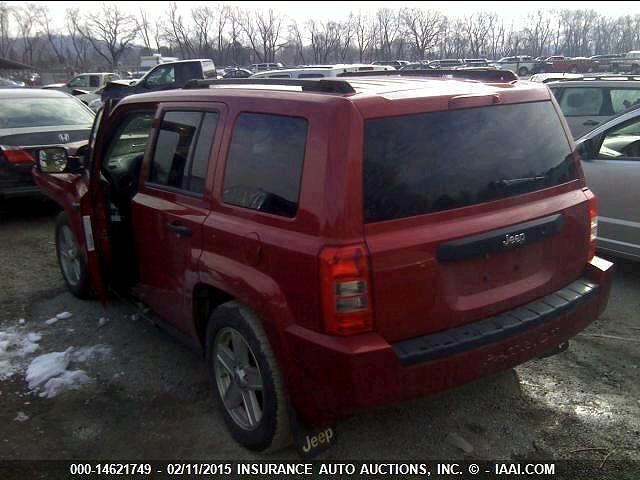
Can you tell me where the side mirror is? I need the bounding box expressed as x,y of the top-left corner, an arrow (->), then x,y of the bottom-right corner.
37,147 -> 69,173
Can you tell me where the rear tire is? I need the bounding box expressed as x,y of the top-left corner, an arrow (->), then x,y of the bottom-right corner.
518,67 -> 529,77
206,301 -> 291,452
55,212 -> 92,299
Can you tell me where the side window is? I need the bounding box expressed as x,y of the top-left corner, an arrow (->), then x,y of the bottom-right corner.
89,76 -> 100,88
559,88 -> 604,116
610,89 -> 640,113
223,113 -> 307,218
103,111 -> 154,172
149,111 -> 217,194
68,75 -> 88,88
598,117 -> 640,159
146,65 -> 175,86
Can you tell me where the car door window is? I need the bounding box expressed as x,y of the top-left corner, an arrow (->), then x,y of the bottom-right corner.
223,113 -> 308,217
598,117 -> 640,159
103,112 -> 154,171
89,76 -> 100,88
149,111 -> 217,194
559,88 -> 605,116
68,75 -> 88,88
610,89 -> 640,113
145,65 -> 175,87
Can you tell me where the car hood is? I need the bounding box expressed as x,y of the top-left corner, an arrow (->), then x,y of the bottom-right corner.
42,83 -> 66,89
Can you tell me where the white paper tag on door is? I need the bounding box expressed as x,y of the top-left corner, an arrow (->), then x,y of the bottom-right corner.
82,215 -> 95,252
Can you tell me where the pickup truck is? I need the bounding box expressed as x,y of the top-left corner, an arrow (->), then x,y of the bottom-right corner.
42,72 -> 120,95
544,56 -> 598,74
607,51 -> 640,74
101,59 -> 217,104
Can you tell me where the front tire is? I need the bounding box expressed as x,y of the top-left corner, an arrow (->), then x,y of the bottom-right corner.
517,66 -> 529,77
55,212 -> 92,298
206,301 -> 291,452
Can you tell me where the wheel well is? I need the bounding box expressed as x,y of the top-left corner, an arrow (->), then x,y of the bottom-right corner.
193,283 -> 234,350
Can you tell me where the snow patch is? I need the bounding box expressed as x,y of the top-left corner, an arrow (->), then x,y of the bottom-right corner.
25,345 -> 110,398
56,312 -> 72,320
97,317 -> 110,328
18,319 -> 25,325
40,370 -> 91,398
45,317 -> 58,326
0,328 -> 42,380
26,348 -> 72,389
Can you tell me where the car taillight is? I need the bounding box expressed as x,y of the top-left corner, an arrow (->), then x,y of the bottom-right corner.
588,195 -> 598,261
319,243 -> 373,335
1,146 -> 34,164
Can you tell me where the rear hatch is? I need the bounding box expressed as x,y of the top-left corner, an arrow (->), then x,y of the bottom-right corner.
363,100 -> 591,343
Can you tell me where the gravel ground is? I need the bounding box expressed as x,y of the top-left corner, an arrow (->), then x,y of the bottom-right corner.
0,200 -> 639,473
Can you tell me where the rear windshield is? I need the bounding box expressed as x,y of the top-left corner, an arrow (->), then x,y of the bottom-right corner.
363,101 -> 577,223
0,97 -> 94,129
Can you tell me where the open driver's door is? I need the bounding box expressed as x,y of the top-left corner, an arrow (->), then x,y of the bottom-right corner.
80,101 -> 114,304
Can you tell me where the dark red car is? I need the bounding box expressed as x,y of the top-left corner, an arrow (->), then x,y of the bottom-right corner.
33,73 -> 613,452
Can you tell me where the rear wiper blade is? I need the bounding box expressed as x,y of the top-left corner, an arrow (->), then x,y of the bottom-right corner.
491,175 -> 547,187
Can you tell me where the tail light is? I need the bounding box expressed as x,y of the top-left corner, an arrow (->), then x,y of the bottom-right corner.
1,146 -> 34,164
588,195 -> 598,261
319,243 -> 373,335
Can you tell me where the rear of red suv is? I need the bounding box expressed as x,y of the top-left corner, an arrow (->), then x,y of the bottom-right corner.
285,77 -> 612,425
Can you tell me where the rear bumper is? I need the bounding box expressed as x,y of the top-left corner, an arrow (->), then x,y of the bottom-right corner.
285,256 -> 613,426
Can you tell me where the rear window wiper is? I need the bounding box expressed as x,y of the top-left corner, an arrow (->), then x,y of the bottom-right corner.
490,175 -> 547,188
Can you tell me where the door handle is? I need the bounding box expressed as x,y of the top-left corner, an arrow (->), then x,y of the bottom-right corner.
582,120 -> 600,126
166,222 -> 192,237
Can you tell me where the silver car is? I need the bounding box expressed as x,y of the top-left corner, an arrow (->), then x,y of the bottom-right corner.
549,78 -> 640,138
576,104 -> 640,261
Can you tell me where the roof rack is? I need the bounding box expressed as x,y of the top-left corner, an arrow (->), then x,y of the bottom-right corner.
337,68 -> 518,83
549,74 -> 640,82
183,78 -> 356,94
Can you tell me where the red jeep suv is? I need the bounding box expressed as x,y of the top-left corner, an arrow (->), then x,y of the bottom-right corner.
33,71 -> 613,452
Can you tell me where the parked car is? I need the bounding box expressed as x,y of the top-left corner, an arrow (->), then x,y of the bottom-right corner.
426,58 -> 464,69
491,56 -> 539,76
544,56 -> 598,73
0,77 -> 25,88
249,62 -> 285,72
250,64 -> 395,79
101,59 -> 217,104
399,61 -> 429,71
222,68 -> 253,79
547,76 -> 640,137
528,72 -> 584,83
0,89 -> 94,200
372,60 -> 408,68
590,54 -> 626,72
76,86 -> 105,112
33,74 -> 612,452
42,72 -> 120,94
606,51 -> 640,74
576,104 -> 640,260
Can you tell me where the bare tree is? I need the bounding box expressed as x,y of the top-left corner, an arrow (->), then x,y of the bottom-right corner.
162,2 -> 195,59
400,8 -> 445,60
136,9 -> 154,55
78,4 -> 138,70
0,2 -> 15,58
522,9 -> 553,57
13,3 -> 44,65
376,8 -> 400,59
287,20 -> 307,65
255,9 -> 283,63
352,12 -> 376,63
463,12 -> 494,58
307,19 -> 341,64
66,8 -> 90,71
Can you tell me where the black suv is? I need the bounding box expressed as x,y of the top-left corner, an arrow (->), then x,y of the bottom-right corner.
101,59 -> 217,103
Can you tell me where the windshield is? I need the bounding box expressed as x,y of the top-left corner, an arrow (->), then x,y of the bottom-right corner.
363,101 -> 577,223
0,97 -> 94,128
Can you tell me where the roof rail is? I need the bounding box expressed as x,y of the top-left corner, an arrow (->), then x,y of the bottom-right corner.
183,78 -> 356,94
337,68 -> 518,83
552,74 -> 640,82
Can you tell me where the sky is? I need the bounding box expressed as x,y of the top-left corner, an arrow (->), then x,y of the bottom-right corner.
7,0 -> 640,31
